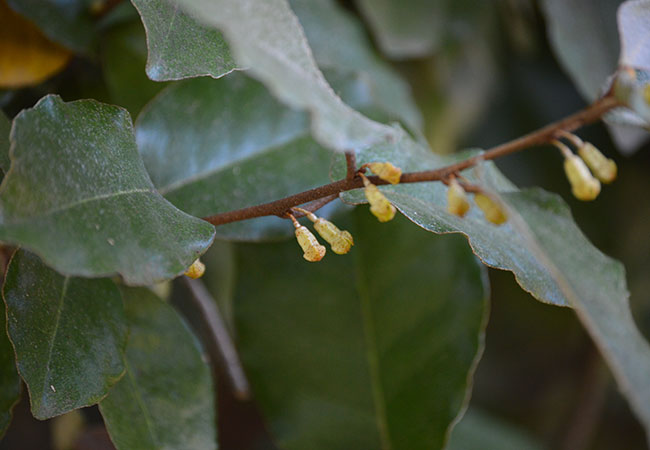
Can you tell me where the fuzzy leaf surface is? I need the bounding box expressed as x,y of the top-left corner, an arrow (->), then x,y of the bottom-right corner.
130,0 -> 237,81
173,0 -> 396,153
0,95 -> 215,285
100,287 -> 216,450
3,250 -> 127,419
340,134 -> 650,439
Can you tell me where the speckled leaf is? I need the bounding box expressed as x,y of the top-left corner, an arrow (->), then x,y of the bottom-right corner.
340,133 -> 650,439
0,111 -> 9,176
0,95 -> 215,285
130,0 -> 237,81
290,0 -> 422,133
3,250 -> 127,419
100,287 -> 216,450
136,73 -> 332,241
6,0 -> 97,53
618,0 -> 650,70
173,0 -> 396,153
0,295 -> 20,437
233,212 -> 488,449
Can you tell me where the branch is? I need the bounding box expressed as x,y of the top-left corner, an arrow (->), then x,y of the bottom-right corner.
183,278 -> 251,400
204,96 -> 621,226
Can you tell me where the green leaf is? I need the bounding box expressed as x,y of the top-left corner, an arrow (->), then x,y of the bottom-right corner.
541,0 -> 649,150
0,111 -> 10,175
130,0 -> 238,81
447,408 -> 545,450
290,0 -> 422,133
233,212 -> 488,449
0,95 -> 215,285
136,73 -> 332,241
101,21 -> 167,116
618,0 -> 650,70
0,295 -> 20,437
3,250 -> 127,419
340,134 -> 650,439
99,287 -> 216,450
541,0 -> 621,102
6,0 -> 97,53
173,0 -> 396,153
353,0 -> 488,59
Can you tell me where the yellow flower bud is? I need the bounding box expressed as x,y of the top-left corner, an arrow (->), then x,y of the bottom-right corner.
447,179 -> 470,217
314,219 -> 354,254
367,162 -> 402,185
293,208 -> 354,255
474,194 -> 507,225
362,175 -> 396,222
578,142 -> 617,184
564,154 -> 601,201
295,225 -> 326,262
184,259 -> 205,279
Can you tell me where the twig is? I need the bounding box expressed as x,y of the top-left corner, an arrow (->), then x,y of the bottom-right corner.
345,151 -> 357,180
183,278 -> 251,400
203,96 -> 620,226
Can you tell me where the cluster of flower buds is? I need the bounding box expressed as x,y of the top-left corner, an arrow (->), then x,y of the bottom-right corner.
446,177 -> 508,225
553,133 -> 616,201
290,211 -> 353,262
184,258 -> 205,279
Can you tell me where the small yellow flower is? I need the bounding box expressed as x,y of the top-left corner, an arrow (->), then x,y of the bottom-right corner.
289,215 -> 326,262
578,142 -> 617,184
366,162 -> 402,185
361,174 -> 396,222
447,179 -> 471,217
564,154 -> 601,201
184,259 -> 205,279
295,208 -> 353,255
474,193 -> 507,225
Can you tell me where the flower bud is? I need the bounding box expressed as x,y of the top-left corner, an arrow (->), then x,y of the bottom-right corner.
295,225 -> 326,262
564,154 -> 601,201
367,162 -> 402,185
314,219 -> 354,254
362,176 -> 396,222
474,194 -> 507,225
578,142 -> 617,184
184,259 -> 205,279
447,179 -> 471,217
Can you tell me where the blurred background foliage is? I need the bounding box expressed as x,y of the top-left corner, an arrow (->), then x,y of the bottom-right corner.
1,0 -> 649,449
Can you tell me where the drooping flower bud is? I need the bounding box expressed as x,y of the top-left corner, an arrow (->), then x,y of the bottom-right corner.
474,193 -> 507,225
366,162 -> 402,185
577,142 -> 617,184
361,175 -> 396,222
564,154 -> 601,201
184,259 -> 205,279
295,208 -> 354,255
289,215 -> 326,262
447,178 -> 471,217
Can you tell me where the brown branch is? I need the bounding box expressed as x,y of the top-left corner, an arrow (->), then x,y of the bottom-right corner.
183,278 -> 251,400
345,151 -> 357,180
204,96 -> 621,227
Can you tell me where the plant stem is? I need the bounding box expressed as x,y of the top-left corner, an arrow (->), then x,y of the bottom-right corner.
203,96 -> 621,226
